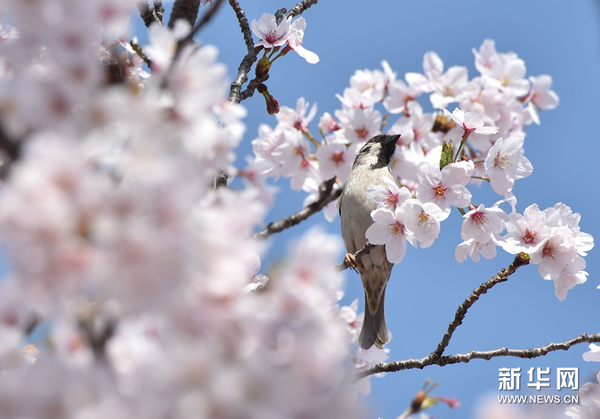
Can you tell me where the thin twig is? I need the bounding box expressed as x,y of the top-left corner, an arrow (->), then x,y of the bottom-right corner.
168,0 -> 201,29
431,253 -> 530,359
285,0 -> 319,18
335,242 -> 375,272
253,178 -> 340,240
130,40 -> 152,67
274,8 -> 287,24
137,1 -> 159,28
356,332 -> 600,379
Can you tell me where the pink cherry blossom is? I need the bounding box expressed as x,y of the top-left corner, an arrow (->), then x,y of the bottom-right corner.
365,177 -> 412,211
402,199 -> 447,248
315,141 -> 352,181
365,207 -> 415,264
484,135 -> 533,196
525,75 -> 559,125
583,344 -> 600,363
501,204 -> 551,254
286,17 -> 319,64
443,107 -> 499,136
455,237 -> 499,263
461,203 -> 508,243
416,160 -> 474,212
251,13 -> 291,49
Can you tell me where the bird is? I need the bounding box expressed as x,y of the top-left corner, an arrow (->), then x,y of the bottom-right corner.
339,134 -> 400,349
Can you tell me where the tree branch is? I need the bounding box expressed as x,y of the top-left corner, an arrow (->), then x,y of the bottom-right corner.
431,252 -> 530,359
178,0 -> 226,46
253,178 -> 340,240
154,1 -> 165,24
168,0 -> 201,29
285,0 -> 319,18
130,40 -> 152,67
356,332 -> 600,379
354,253 -> 600,380
228,0 -> 259,104
162,0 -> 225,88
137,1 -> 160,28
0,118 -> 21,178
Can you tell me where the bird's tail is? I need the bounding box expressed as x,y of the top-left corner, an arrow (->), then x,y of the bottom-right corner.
359,287 -> 390,350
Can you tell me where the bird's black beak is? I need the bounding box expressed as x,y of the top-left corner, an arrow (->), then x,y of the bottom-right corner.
383,134 -> 400,160
385,134 -> 401,147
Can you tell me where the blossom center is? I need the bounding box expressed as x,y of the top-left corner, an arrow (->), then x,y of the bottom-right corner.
542,241 -> 556,259
355,126 -> 368,139
388,221 -> 405,237
522,228 -> 537,244
331,152 -> 344,164
471,211 -> 489,229
494,154 -> 509,169
417,210 -> 430,225
385,192 -> 399,207
433,183 -> 448,198
265,28 -> 279,44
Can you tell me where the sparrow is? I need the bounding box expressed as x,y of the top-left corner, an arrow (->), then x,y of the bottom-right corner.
339,134 -> 400,349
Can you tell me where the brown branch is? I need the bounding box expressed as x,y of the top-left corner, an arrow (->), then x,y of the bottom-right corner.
286,0 -> 319,18
0,118 -> 21,178
154,1 -> 165,24
168,0 -> 201,29
356,332 -> 600,380
353,253 -> 600,380
431,252 -> 530,359
179,0 -> 226,46
253,178 -> 340,240
129,40 -> 152,67
274,8 -> 287,24
335,242 -> 375,271
137,1 -> 160,28
228,0 -> 259,104
162,0 -> 225,88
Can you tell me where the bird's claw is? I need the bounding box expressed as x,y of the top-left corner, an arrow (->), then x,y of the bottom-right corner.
344,253 -> 358,272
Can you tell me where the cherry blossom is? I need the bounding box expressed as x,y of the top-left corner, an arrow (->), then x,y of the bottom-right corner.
443,107 -> 499,136
583,343 -> 600,362
402,199 -> 447,248
277,97 -> 317,133
251,13 -> 291,49
565,372 -> 600,419
286,17 -> 319,64
455,237 -> 499,263
501,204 -> 550,254
315,141 -> 353,181
416,160 -> 474,213
461,203 -> 508,243
366,207 -> 415,263
366,176 -> 412,211
525,75 -> 559,125
484,135 -> 533,196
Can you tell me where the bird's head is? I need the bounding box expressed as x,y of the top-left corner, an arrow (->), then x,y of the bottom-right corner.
352,134 -> 401,170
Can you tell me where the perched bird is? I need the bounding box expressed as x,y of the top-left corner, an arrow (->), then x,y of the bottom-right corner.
339,134 -> 400,349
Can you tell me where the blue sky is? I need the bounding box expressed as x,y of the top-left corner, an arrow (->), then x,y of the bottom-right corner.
134,1 -> 600,417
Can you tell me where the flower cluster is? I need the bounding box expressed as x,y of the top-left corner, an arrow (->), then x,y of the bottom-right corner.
246,39 -> 593,301
0,3 -> 362,418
